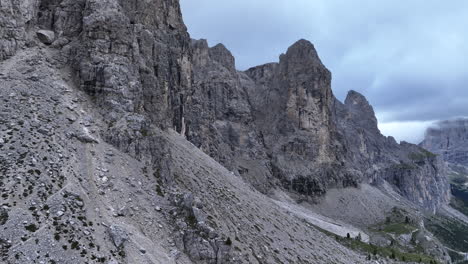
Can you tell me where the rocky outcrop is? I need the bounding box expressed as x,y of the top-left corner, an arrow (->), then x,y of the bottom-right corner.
36,29 -> 55,44
334,90 -> 450,211
0,0 -> 38,61
186,39 -> 274,193
242,41 -> 449,210
71,0 -> 192,132
243,40 -> 353,196
184,37 -> 450,210
170,192 -> 231,264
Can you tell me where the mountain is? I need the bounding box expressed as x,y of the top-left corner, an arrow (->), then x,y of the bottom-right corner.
422,118 -> 468,166
421,119 -> 468,261
0,0 -> 463,263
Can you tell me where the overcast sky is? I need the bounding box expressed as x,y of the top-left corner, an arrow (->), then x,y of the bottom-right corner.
180,0 -> 468,143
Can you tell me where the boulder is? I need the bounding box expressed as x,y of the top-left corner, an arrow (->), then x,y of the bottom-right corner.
108,225 -> 128,249
36,30 -> 55,45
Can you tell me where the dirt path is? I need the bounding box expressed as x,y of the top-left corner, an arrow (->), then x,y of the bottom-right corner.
273,200 -> 370,242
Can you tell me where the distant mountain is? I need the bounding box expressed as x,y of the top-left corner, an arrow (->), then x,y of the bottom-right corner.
422,118 -> 468,166
422,119 -> 468,258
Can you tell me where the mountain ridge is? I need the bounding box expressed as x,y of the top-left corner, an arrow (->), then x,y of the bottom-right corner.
0,0 -> 461,263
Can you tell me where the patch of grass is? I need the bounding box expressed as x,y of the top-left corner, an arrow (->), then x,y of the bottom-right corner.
342,238 -> 437,263
312,224 -> 437,263
381,223 -> 416,235
186,214 -> 197,228
450,188 -> 468,217
448,172 -> 468,185
70,241 -> 80,250
408,149 -> 437,161
155,184 -> 164,197
141,128 -> 149,137
391,163 -> 417,170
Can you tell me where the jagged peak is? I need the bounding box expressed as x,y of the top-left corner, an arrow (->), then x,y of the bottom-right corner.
191,39 -> 236,71
280,39 -> 324,67
244,62 -> 279,82
210,43 -> 230,53
288,39 -> 317,53
191,38 -> 209,49
345,90 -> 370,107
209,43 -> 236,72
344,90 -> 379,131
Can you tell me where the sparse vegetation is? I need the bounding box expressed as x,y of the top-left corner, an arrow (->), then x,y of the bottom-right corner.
392,162 -> 417,170
341,237 -> 437,263
381,223 -> 416,235
24,224 -> 38,232
186,214 -> 198,228
408,149 -> 437,161
426,215 -> 468,253
312,224 -> 438,263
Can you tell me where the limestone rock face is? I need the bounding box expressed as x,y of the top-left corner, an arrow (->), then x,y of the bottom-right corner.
72,0 -> 192,131
186,39 -> 274,193
185,37 -> 450,210
334,90 -> 450,211
185,38 -> 450,210
243,39 -> 350,196
0,0 -> 38,61
344,90 -> 379,134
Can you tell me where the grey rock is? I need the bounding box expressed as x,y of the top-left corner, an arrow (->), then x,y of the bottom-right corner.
244,39 -> 345,196
185,38 -> 449,211
51,37 -> 70,48
170,192 -> 232,263
108,225 -> 128,249
0,0 -> 35,61
344,90 -> 379,134
335,90 -> 450,211
71,131 -> 99,144
36,30 -> 55,45
186,39 -> 274,193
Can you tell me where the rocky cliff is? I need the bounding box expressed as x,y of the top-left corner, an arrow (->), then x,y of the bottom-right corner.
185,37 -> 450,210
0,0 -> 454,263
185,37 -> 451,211
334,91 -> 450,211
244,40 -> 351,196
